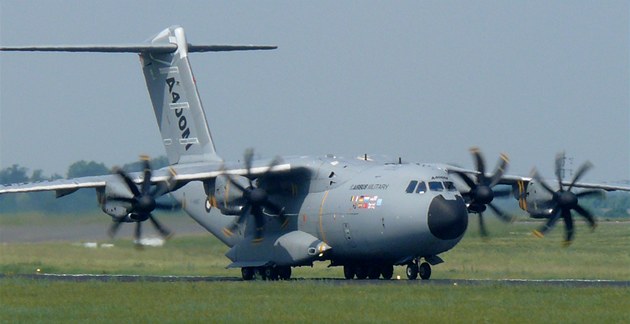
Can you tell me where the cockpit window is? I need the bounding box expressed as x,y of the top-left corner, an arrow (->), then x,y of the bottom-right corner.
428,181 -> 444,191
444,181 -> 457,191
406,180 -> 418,193
415,181 -> 427,194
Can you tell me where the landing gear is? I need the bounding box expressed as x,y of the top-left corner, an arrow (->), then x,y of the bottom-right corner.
343,264 -> 395,280
263,267 -> 279,281
355,266 -> 368,280
343,265 -> 355,279
241,266 -> 292,281
419,262 -> 431,280
278,266 -> 292,280
241,267 -> 255,281
406,262 -> 418,280
380,265 -> 394,280
406,259 -> 432,280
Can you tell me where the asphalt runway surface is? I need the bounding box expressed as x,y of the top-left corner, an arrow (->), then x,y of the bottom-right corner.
2,274 -> 629,287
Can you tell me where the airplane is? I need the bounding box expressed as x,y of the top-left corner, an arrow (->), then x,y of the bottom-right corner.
1,26 -> 629,281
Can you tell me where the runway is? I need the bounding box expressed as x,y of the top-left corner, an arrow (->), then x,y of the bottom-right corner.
2,273 -> 629,287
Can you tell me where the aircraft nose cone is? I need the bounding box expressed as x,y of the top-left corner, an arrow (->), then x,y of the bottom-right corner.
427,195 -> 468,240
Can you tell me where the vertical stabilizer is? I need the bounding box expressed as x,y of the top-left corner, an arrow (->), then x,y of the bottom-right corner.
140,26 -> 219,165
1,25 -> 276,166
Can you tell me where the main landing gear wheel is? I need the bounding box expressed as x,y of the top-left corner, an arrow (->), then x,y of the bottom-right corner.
419,262 -> 431,280
241,267 -> 255,281
406,263 -> 419,280
264,267 -> 279,281
343,265 -> 355,279
278,266 -> 292,280
367,266 -> 381,279
355,266 -> 368,280
380,265 -> 394,280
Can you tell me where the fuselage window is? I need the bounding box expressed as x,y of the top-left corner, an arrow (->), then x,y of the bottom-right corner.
428,181 -> 444,191
443,181 -> 457,191
415,181 -> 427,194
406,180 -> 418,193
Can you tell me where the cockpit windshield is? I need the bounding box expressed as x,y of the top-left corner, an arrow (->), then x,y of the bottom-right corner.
428,181 -> 444,191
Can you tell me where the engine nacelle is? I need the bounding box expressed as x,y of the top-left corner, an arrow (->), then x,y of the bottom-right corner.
514,180 -> 555,218
98,180 -> 135,217
214,174 -> 250,215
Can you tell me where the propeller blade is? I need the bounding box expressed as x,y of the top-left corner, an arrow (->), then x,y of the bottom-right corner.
108,197 -> 136,204
576,190 -> 603,200
470,147 -> 487,183
223,204 -> 250,236
478,212 -> 488,238
154,201 -> 181,211
251,205 -> 265,242
493,188 -> 512,198
108,217 -> 125,238
488,203 -> 512,223
244,148 -> 254,186
554,152 -> 565,191
568,161 -> 593,191
150,167 -> 177,197
226,174 -> 248,193
532,169 -> 556,196
488,153 -> 509,187
141,158 -> 152,195
115,168 -> 141,197
453,171 -> 477,190
561,208 -> 574,245
533,208 -> 561,238
134,221 -> 142,242
573,204 -> 596,229
148,214 -> 172,238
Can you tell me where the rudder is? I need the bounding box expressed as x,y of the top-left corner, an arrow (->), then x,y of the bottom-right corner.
140,26 -> 220,165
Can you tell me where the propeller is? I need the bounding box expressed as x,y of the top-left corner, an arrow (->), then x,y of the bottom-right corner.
221,149 -> 287,243
531,153 -> 601,246
108,156 -> 178,245
453,147 -> 513,238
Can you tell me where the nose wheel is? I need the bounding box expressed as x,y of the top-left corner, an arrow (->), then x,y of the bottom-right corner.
406,261 -> 431,280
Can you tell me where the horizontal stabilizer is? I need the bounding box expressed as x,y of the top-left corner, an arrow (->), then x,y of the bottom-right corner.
0,44 -> 276,53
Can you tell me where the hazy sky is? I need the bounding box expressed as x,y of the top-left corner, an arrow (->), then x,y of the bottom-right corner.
1,1 -> 628,183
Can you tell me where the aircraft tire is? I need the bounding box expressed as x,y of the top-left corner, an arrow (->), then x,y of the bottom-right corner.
406,263 -> 418,280
256,267 -> 267,280
419,262 -> 431,280
278,266 -> 292,280
355,266 -> 368,280
343,265 -> 355,280
367,266 -> 381,279
264,266 -> 279,281
380,265 -> 394,280
241,267 -> 255,281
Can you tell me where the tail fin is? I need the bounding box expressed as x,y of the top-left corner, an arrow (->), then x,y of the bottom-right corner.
140,26 -> 219,165
1,25 -> 276,166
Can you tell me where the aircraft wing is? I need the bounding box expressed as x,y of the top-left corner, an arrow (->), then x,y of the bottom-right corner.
0,176 -> 109,198
0,161 -> 295,198
444,165 -> 630,192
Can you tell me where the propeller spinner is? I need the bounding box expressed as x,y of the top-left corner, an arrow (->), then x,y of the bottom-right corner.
107,156 -> 178,245
531,153 -> 602,246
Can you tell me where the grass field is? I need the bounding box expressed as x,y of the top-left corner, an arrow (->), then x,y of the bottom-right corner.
1,214 -> 629,322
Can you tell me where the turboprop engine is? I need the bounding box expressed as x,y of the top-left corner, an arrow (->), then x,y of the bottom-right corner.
214,174 -> 250,215
98,180 -> 135,217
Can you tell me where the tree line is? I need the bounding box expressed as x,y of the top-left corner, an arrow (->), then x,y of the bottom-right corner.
0,157 -> 168,214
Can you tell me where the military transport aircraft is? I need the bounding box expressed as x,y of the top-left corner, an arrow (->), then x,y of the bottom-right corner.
1,26 -> 629,281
